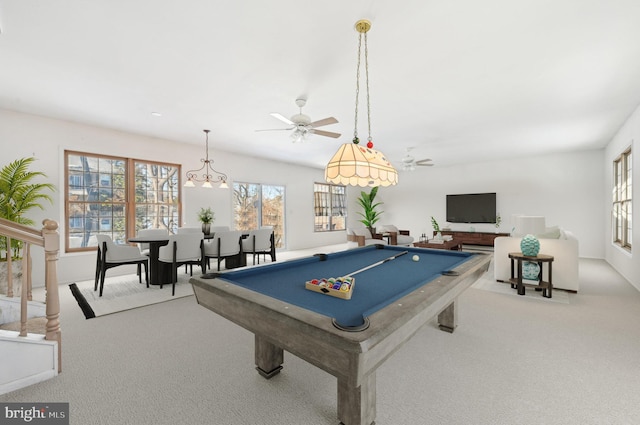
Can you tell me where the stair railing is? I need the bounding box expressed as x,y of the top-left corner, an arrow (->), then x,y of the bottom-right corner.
0,217 -> 61,372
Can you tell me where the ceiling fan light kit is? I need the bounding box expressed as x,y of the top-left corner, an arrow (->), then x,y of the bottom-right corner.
324,19 -> 398,187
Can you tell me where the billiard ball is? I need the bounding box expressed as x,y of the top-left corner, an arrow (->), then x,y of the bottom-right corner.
412,255 -> 420,262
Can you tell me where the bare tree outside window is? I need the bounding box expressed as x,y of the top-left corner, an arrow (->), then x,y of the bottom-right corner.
233,182 -> 285,248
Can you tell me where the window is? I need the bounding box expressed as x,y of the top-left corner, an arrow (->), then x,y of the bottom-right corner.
314,182 -> 346,232
65,151 -> 180,252
613,148 -> 632,250
233,182 -> 285,248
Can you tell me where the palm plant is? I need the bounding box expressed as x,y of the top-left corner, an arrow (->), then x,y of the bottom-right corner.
357,186 -> 383,235
0,157 -> 55,259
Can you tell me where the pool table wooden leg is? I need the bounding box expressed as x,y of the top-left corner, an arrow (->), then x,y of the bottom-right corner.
438,300 -> 458,333
337,372 -> 376,425
254,335 -> 283,379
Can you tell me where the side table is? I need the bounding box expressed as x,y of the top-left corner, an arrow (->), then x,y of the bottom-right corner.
508,252 -> 554,298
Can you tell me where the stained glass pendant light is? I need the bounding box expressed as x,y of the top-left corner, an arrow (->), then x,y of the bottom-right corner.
324,19 -> 398,187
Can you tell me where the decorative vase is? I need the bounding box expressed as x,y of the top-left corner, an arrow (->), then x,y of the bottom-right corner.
201,223 -> 211,236
520,234 -> 540,257
522,261 -> 541,280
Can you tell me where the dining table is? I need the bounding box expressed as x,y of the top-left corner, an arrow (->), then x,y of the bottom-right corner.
128,234 -> 172,285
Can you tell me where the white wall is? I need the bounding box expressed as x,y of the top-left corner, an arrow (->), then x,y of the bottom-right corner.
1,107 -> 630,288
0,109 -> 345,285
604,104 -> 639,290
348,149 -> 605,259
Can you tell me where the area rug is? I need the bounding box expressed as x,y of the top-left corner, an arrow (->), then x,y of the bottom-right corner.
472,273 -> 570,304
69,273 -> 195,319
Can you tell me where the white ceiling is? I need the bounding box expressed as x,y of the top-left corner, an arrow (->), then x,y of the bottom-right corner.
2,0 -> 640,170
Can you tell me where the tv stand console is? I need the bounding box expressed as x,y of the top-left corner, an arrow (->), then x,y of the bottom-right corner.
435,230 -> 510,247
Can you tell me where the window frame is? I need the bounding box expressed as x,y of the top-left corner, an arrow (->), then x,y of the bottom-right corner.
612,147 -> 632,251
313,182 -> 347,232
64,150 -> 181,253
232,181 -> 286,249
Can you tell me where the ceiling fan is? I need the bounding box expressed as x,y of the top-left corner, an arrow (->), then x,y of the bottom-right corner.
401,147 -> 434,171
256,98 -> 341,142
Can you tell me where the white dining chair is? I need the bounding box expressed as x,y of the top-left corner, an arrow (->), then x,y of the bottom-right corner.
136,228 -> 169,255
157,233 -> 204,295
177,227 -> 204,235
242,228 -> 275,265
203,230 -> 242,271
94,234 -> 149,297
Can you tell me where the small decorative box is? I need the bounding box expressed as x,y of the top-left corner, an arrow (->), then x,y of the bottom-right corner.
305,276 -> 355,300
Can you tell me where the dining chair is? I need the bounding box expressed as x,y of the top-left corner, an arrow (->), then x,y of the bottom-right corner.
242,228 -> 275,265
136,228 -> 169,255
203,230 -> 242,271
157,233 -> 204,295
135,228 -> 168,279
209,226 -> 230,236
177,227 -> 204,235
94,234 -> 149,297
176,228 -> 205,272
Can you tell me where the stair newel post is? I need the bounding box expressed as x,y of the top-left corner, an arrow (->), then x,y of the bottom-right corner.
42,219 -> 62,372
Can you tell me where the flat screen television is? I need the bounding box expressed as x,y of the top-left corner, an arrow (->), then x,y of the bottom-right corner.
446,192 -> 496,223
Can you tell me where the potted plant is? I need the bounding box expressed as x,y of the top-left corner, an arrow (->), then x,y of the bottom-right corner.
0,157 -> 55,259
197,207 -> 215,235
357,186 -> 383,236
430,216 -> 442,240
0,157 -> 55,294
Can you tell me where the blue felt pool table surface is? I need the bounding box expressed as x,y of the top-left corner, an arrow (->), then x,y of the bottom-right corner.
219,245 -> 473,328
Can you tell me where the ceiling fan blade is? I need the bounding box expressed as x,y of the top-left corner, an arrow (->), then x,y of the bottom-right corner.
311,129 -> 341,138
309,117 -> 338,128
255,127 -> 294,132
416,159 -> 434,166
270,113 -> 294,126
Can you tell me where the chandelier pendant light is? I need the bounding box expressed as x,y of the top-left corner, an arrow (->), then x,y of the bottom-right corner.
325,19 -> 398,187
184,129 -> 229,189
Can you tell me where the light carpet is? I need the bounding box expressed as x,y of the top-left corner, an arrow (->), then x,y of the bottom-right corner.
472,273 -> 570,303
68,273 -> 195,319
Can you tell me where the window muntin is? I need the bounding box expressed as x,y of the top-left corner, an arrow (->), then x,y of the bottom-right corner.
613,148 -> 632,250
65,151 -> 180,252
314,183 -> 346,232
233,182 -> 285,248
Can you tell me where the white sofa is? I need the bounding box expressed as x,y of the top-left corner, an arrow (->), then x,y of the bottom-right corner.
493,228 -> 579,292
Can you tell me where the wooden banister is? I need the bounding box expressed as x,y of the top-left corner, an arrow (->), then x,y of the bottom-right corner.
0,218 -> 61,372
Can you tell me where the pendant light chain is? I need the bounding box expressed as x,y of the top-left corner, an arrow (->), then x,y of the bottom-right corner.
353,29 -> 372,146
364,31 -> 372,144
353,31 -> 363,144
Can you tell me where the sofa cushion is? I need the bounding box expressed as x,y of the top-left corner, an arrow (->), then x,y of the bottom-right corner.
353,227 -> 373,239
537,226 -> 561,239
381,224 -> 399,233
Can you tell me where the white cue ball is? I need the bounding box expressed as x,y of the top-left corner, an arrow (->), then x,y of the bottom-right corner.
412,255 -> 420,262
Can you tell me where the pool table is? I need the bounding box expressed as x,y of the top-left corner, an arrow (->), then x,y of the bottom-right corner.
190,245 -> 490,425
